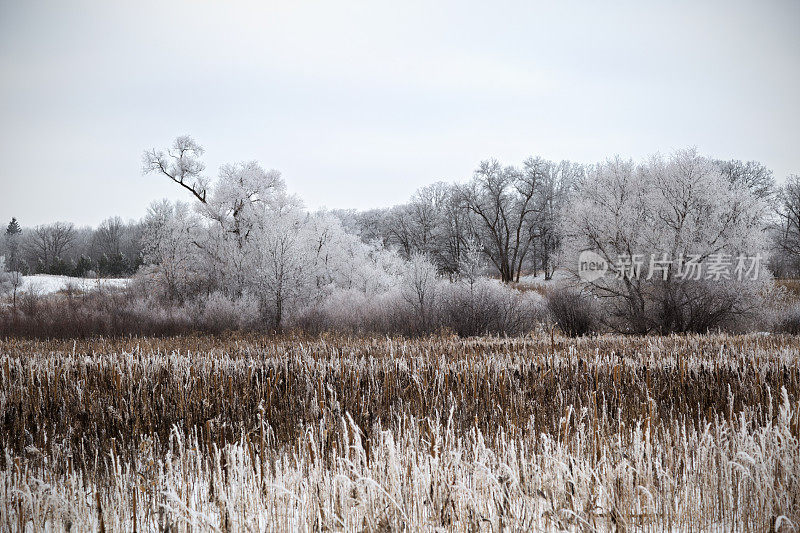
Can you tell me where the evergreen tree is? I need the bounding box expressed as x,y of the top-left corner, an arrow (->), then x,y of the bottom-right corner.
98,254 -> 110,277
128,253 -> 144,275
6,217 -> 21,236
107,252 -> 128,277
51,256 -> 70,276
4,217 -> 22,272
73,255 -> 94,277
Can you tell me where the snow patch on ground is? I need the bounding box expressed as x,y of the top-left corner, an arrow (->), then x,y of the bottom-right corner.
17,275 -> 129,295
516,269 -> 570,285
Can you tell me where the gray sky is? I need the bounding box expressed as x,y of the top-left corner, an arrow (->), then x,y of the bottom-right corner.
1,0 -> 798,227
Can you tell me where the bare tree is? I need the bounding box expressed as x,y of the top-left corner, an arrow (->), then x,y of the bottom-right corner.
458,159 -> 546,283
28,222 -> 76,270
777,174 -> 800,263
439,188 -> 473,278
385,205 -> 416,258
407,182 -> 449,253
92,216 -> 124,257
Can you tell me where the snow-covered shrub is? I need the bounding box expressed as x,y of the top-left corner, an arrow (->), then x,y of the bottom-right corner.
196,292 -> 261,332
399,253 -> 441,333
774,303 -> 800,335
545,286 -> 600,336
292,287 -> 400,334
438,279 -> 544,336
292,277 -> 546,337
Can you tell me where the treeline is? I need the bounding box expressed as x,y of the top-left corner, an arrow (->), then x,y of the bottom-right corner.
333,159 -> 800,280
330,158 -> 577,282
0,216 -> 143,278
3,157 -> 800,283
4,136 -> 800,340
334,157 -> 586,282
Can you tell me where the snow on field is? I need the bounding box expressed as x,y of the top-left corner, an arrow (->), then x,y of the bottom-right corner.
516,269 -> 570,285
17,274 -> 129,295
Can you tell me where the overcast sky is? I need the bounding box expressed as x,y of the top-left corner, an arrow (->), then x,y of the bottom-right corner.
1,0 -> 798,227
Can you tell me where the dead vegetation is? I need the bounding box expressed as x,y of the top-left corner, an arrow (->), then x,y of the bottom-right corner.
1,333 -> 798,531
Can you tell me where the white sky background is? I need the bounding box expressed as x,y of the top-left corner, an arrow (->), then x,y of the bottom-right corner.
0,0 -> 798,227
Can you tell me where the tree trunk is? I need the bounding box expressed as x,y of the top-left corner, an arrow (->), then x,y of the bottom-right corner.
274,297 -> 283,333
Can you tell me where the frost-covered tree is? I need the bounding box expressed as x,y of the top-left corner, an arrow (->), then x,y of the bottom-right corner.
142,136 -> 404,330
401,252 -> 440,332
532,160 -> 582,279
714,159 -> 776,202
142,135 -> 208,203
775,174 -> 800,273
245,208 -> 317,329
560,149 -> 770,333
0,256 -> 12,295
140,200 -> 204,302
92,217 -> 124,258
0,255 -> 23,314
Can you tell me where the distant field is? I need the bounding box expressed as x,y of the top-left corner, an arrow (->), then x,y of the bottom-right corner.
13,274 -> 129,295
1,334 -> 798,531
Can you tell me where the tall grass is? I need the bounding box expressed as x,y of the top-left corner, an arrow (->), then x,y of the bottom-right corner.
1,334 -> 798,531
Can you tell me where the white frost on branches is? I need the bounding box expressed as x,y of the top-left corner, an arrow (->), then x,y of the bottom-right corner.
559,148 -> 771,333
142,137 -> 408,330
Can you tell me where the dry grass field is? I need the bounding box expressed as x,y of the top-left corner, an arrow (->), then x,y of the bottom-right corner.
1,333 -> 799,531
777,279 -> 800,298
